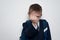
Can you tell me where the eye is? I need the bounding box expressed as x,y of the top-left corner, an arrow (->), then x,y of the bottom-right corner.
36,16 -> 40,18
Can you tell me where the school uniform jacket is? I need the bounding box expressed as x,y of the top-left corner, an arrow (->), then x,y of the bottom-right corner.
20,19 -> 51,40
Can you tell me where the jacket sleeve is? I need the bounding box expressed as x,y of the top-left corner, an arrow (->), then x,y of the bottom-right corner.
46,22 -> 52,40
20,23 -> 29,40
43,20 -> 52,40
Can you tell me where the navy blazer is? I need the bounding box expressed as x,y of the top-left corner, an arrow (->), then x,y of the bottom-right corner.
20,19 -> 51,40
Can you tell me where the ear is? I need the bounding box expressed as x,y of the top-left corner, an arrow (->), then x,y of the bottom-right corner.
27,13 -> 30,20
40,12 -> 42,18
41,13 -> 42,16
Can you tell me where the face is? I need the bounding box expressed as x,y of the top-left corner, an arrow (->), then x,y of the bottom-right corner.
29,11 -> 42,23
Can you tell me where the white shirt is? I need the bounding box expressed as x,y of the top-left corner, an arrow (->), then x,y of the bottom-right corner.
32,21 -> 40,29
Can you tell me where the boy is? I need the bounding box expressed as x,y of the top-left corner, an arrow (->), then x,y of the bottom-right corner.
20,4 -> 51,40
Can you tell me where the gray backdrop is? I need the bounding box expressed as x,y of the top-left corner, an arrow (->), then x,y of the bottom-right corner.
0,0 -> 60,40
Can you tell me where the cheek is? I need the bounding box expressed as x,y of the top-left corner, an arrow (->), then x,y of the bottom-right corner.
29,14 -> 40,21
36,18 -> 39,21
34,17 -> 39,21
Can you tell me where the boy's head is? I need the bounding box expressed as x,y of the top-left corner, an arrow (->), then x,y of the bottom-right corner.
28,4 -> 42,23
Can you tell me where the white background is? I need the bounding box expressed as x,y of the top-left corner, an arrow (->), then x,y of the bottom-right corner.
0,0 -> 60,40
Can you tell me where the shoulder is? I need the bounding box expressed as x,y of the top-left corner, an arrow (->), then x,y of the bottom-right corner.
39,19 -> 48,23
39,19 -> 49,25
22,20 -> 32,27
39,19 -> 49,28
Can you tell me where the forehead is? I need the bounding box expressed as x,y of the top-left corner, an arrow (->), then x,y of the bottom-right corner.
30,11 -> 41,16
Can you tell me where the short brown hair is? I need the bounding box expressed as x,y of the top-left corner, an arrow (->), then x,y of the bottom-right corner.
28,4 -> 42,14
